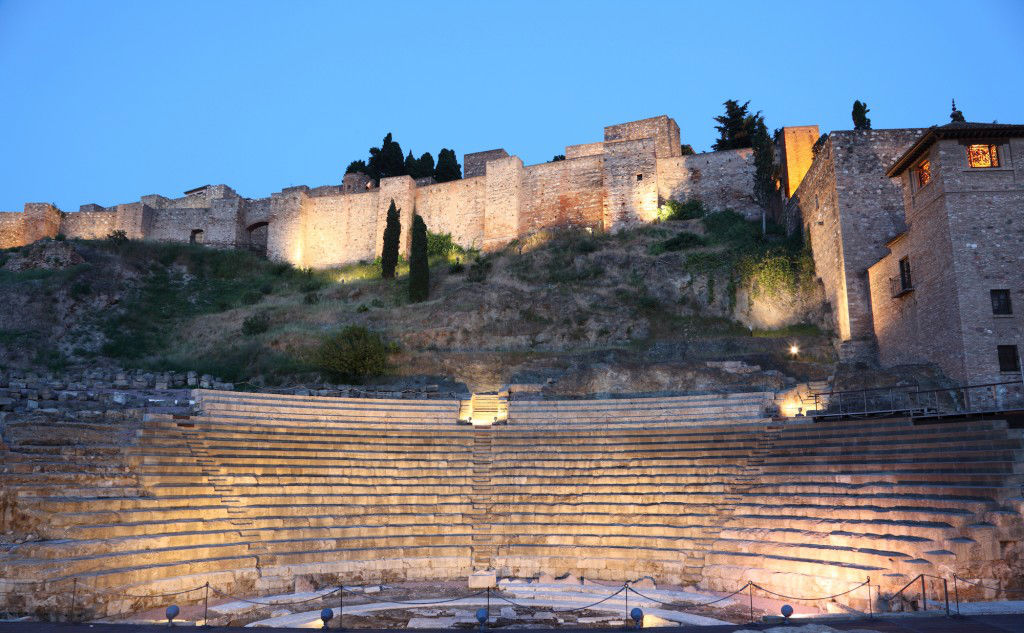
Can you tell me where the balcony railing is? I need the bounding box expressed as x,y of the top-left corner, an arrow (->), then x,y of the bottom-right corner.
890,276 -> 913,298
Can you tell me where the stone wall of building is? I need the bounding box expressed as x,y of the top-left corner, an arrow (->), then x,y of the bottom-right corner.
0,213 -> 24,249
414,177 -> 487,250
22,203 -> 61,243
604,115 -> 681,159
778,126 -> 820,198
656,149 -> 759,219
483,156 -> 523,250
519,154 -> 605,234
299,189 -> 380,269
60,208 -> 119,239
602,138 -> 658,228
785,129 -> 923,347
464,149 -> 510,179
870,136 -> 1024,384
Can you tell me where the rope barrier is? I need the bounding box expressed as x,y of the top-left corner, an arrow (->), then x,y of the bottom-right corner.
953,575 -> 1023,594
627,581 -> 751,608
83,583 -> 208,599
749,579 -> 869,602
494,585 -> 628,613
208,585 -> 343,606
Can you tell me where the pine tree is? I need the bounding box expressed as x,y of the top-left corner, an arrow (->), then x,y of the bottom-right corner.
751,117 -> 776,208
434,148 -> 462,183
380,200 -> 401,279
346,159 -> 369,175
713,100 -> 757,150
408,214 -> 429,302
950,99 -> 966,123
852,100 -> 871,130
680,144 -> 695,156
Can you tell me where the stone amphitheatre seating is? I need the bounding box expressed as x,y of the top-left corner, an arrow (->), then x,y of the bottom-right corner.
702,417 -> 1024,608
486,392 -> 774,583
1,387 -> 1022,618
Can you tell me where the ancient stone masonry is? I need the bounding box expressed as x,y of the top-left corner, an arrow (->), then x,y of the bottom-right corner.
1,115 -> 760,268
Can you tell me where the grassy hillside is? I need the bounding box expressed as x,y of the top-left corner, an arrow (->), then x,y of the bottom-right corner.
0,211 -> 836,391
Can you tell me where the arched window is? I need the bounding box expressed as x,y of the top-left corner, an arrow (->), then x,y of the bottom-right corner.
247,222 -> 269,256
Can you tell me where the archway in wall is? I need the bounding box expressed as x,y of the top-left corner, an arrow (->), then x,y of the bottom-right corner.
190,229 -> 204,244
246,222 -> 269,256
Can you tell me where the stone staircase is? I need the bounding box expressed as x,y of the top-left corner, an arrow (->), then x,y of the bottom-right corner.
470,428 -> 496,570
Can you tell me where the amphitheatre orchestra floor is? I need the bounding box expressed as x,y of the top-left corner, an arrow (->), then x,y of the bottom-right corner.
2,615 -> 1024,633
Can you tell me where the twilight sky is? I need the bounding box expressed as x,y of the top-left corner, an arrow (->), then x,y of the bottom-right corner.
1,0 -> 1022,211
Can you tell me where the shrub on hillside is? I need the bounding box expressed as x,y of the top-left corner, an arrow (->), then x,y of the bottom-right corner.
106,229 -> 129,245
241,312 -> 270,336
427,231 -> 462,259
467,256 -> 491,282
313,325 -> 393,383
649,231 -> 705,255
657,199 -> 706,222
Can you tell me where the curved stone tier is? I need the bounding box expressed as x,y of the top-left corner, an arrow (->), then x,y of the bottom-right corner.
1,389 -> 1021,617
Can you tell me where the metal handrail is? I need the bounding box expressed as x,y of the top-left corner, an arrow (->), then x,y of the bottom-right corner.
890,573 -> 950,616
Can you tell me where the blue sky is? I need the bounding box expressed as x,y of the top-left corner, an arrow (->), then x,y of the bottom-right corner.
1,0 -> 1022,211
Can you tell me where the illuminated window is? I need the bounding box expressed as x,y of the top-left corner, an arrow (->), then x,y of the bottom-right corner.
967,144 -> 1000,168
915,159 -> 932,189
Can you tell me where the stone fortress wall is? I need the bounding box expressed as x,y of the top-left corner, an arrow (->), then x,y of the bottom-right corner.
0,115 -> 762,268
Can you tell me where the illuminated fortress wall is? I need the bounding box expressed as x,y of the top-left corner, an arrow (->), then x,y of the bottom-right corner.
2,115 -> 763,268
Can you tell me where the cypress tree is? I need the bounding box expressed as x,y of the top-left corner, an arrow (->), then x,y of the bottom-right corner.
434,149 -> 462,182
408,214 -> 429,302
380,200 -> 401,279
751,118 -> 776,208
404,151 -> 420,178
852,100 -> 871,130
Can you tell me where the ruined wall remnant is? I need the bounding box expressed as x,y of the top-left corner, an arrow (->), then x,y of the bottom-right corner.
657,149 -> 759,219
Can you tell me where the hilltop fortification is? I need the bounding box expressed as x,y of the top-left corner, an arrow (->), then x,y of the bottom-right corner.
0,116 -> 761,269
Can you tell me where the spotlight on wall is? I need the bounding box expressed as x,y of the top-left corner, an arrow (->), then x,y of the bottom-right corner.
789,344 -> 799,357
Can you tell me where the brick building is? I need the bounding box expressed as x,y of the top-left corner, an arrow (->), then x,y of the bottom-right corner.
868,123 -> 1024,385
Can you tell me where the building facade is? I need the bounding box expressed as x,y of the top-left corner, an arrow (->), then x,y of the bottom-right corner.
868,123 -> 1024,385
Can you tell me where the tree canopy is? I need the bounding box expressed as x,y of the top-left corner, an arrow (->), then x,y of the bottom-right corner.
347,136 -> 458,183
434,148 -> 462,183
712,100 -> 759,150
852,100 -> 871,130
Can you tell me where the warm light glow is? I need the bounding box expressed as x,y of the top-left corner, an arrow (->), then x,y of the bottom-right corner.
789,344 -> 799,356
967,144 -> 999,168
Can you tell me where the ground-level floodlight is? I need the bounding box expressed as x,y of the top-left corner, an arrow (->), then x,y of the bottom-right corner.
321,607 -> 334,629
165,604 -> 179,625
781,604 -> 793,619
476,607 -> 488,629
630,607 -> 643,627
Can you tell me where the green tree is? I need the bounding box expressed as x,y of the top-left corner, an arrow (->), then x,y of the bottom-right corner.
408,214 -> 430,302
551,154 -> 566,162
751,118 -> 776,208
713,100 -> 758,150
680,144 -> 695,156
404,151 -> 420,178
368,133 -> 406,180
852,100 -> 871,130
950,99 -> 966,123
345,159 -> 368,175
416,152 -> 435,178
380,200 -> 401,279
313,325 -> 392,383
434,148 -> 462,182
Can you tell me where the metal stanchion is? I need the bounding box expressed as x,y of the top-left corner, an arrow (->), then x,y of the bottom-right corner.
954,576 -> 960,615
339,585 -> 344,630
748,582 -> 754,623
204,582 -> 210,626
942,578 -> 949,616
624,585 -> 628,628
921,575 -> 927,611
71,578 -> 78,624
866,577 -> 872,619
